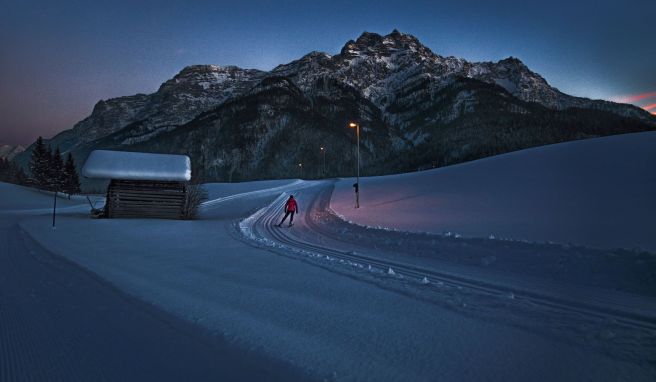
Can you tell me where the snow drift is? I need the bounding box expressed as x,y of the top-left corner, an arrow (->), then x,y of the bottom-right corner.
331,132 -> 656,252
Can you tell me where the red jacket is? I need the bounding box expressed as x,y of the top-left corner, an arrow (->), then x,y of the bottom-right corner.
285,198 -> 298,213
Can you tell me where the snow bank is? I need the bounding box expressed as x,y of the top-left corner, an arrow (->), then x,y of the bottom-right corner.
81,150 -> 191,181
332,132 -> 656,252
0,182 -> 93,214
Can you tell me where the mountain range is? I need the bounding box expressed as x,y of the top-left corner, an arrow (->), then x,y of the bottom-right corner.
1,144 -> 25,161
15,30 -> 655,183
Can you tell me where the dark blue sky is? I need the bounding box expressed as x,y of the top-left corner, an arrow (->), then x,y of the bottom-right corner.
1,0 -> 653,146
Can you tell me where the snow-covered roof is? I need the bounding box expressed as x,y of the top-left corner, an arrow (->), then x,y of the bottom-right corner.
81,150 -> 191,181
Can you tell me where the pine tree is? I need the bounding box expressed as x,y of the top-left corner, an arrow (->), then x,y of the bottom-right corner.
28,136 -> 50,189
49,147 -> 66,192
63,153 -> 81,197
12,163 -> 27,185
0,158 -> 8,182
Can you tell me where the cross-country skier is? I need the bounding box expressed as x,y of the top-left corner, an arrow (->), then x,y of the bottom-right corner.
278,195 -> 299,227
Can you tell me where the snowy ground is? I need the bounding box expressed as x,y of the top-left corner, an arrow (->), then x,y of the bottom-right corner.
332,132 -> 656,252
0,183 -> 303,381
3,133 -> 656,381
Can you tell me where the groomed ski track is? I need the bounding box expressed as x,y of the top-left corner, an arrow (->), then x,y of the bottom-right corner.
239,181 -> 656,345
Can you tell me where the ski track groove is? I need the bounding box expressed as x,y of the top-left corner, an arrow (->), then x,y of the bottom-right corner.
244,182 -> 656,334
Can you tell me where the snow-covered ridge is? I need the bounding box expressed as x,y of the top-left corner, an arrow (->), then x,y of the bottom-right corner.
331,132 -> 656,252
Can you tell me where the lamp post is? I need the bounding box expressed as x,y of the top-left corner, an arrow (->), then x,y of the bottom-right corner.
320,146 -> 326,176
298,162 -> 303,179
348,122 -> 360,208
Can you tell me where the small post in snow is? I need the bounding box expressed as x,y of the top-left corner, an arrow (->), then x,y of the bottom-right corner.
320,146 -> 326,177
52,190 -> 57,229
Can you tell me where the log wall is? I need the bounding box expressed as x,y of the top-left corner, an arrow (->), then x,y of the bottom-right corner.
105,180 -> 186,219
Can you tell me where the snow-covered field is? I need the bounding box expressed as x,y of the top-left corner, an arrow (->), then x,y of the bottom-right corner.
3,133 -> 656,381
332,132 -> 656,252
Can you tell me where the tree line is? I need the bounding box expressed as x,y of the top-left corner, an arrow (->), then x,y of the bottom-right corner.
0,157 -> 28,184
27,136 -> 81,196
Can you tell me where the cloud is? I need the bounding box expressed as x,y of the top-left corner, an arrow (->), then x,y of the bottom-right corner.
643,103 -> 656,110
612,92 -> 656,104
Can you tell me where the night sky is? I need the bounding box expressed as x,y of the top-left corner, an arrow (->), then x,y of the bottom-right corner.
1,0 -> 653,146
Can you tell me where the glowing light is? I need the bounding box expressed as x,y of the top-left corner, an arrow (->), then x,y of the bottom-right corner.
612,92 -> 656,103
348,122 -> 358,128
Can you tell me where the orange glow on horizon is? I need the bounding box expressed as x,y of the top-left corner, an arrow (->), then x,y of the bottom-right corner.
643,103 -> 656,110
613,92 -> 656,103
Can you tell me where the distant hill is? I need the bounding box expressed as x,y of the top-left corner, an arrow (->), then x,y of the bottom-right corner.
0,144 -> 25,160
16,30 -> 655,182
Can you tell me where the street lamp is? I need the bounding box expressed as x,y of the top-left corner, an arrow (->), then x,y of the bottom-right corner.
348,122 -> 360,208
320,146 -> 326,176
298,162 -> 303,179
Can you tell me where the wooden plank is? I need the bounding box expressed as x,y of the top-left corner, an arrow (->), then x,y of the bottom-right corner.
106,179 -> 187,219
111,194 -> 185,201
111,209 -> 182,215
111,208 -> 183,213
112,206 -> 182,210
111,190 -> 183,195
110,188 -> 185,193
111,215 -> 182,219
110,203 -> 183,208
111,209 -> 182,213
110,197 -> 184,203
111,207 -> 182,212
111,210 -> 182,215
111,198 -> 184,205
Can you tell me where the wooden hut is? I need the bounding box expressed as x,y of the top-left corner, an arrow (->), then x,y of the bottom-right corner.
81,150 -> 192,219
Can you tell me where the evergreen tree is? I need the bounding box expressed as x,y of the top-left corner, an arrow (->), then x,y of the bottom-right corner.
1,158 -> 28,186
49,147 -> 66,192
12,163 -> 27,185
0,158 -> 8,182
28,136 -> 50,189
63,153 -> 81,197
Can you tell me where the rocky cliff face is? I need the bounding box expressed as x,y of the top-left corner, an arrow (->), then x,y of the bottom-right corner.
17,30 -> 655,182
51,65 -> 265,153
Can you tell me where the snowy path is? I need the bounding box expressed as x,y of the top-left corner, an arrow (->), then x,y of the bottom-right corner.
253,183 -> 656,317
0,186 -> 304,381
241,181 -> 656,373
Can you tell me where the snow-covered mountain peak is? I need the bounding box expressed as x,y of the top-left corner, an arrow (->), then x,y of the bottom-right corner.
338,30 -> 434,60
161,65 -> 265,91
497,56 -> 527,68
